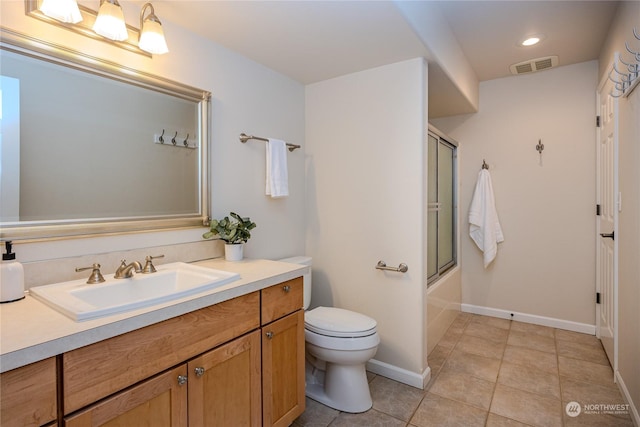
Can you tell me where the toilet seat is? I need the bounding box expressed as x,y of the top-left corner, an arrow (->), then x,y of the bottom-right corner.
305,328 -> 380,351
305,306 -> 377,338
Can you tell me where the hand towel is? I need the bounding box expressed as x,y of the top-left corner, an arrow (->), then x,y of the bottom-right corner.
266,138 -> 289,198
469,169 -> 504,267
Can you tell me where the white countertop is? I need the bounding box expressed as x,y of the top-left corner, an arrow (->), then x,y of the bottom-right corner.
0,258 -> 308,373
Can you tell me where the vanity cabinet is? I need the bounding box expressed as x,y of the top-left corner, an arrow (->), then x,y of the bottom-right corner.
261,278 -> 306,427
4,275 -> 305,427
0,357 -> 57,427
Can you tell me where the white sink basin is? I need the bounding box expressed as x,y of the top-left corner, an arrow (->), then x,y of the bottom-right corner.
30,262 -> 240,321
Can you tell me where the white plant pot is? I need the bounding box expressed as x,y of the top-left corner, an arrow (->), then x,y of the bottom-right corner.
224,243 -> 244,261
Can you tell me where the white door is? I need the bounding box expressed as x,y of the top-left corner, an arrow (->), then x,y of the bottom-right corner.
596,62 -> 619,369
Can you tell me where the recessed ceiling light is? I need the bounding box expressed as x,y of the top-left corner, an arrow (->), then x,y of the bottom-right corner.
520,34 -> 544,47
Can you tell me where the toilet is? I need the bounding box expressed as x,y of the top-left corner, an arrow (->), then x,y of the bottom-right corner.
279,256 -> 380,413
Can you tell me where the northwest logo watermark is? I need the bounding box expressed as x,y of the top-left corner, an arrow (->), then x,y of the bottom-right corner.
565,401 -> 630,417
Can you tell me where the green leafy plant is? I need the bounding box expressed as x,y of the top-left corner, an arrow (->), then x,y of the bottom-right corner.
203,212 -> 257,244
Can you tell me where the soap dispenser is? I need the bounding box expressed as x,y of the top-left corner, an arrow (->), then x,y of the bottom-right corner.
1,241 -> 25,303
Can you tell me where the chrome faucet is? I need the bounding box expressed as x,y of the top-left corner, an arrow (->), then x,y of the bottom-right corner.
114,260 -> 143,279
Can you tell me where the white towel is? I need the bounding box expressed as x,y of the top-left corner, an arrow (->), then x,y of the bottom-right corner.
469,169 -> 504,267
266,138 -> 289,198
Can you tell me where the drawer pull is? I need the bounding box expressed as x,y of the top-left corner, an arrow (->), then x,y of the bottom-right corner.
177,375 -> 188,386
283,285 -> 291,293
194,367 -> 205,377
265,331 -> 274,339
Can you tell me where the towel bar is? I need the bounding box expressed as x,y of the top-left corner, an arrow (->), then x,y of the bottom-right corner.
239,133 -> 300,152
376,261 -> 408,273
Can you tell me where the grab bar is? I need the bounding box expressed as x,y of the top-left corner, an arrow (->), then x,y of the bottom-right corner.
376,261 -> 408,273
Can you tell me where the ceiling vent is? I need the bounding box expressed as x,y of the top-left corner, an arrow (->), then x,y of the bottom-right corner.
510,56 -> 558,75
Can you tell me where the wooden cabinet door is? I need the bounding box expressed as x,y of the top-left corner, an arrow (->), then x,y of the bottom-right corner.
0,357 -> 57,427
188,330 -> 261,427
262,310 -> 305,427
65,365 -> 187,427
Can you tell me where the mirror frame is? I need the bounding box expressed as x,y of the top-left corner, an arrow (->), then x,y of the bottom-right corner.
0,27 -> 211,241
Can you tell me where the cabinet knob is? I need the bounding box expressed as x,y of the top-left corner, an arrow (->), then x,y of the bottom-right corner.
177,375 -> 188,386
265,331 -> 274,339
194,367 -> 205,377
283,285 -> 291,293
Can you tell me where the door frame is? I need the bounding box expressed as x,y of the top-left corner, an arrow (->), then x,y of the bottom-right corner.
595,56 -> 620,374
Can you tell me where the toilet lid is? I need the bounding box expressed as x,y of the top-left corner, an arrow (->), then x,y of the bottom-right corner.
305,306 -> 377,338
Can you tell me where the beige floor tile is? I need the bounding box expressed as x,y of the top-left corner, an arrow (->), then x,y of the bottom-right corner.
485,413 -> 533,427
502,345 -> 558,374
510,322 -> 555,339
410,393 -> 488,427
555,329 -> 601,346
438,328 -> 463,350
464,321 -> 510,344
558,356 -> 616,388
293,398 -> 339,427
497,361 -> 560,400
561,377 -> 628,408
469,314 -> 512,330
428,366 -> 496,410
448,314 -> 472,333
556,339 -> 610,366
296,314 -> 621,427
507,330 -> 556,354
490,383 -> 562,427
455,333 -> 505,360
369,375 -> 425,422
444,348 -> 501,382
329,409 -> 406,427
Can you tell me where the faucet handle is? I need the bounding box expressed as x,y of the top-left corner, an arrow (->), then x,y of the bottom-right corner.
142,255 -> 165,274
76,263 -> 106,284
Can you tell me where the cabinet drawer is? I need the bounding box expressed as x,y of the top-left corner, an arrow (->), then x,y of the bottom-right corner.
0,357 -> 57,427
64,291 -> 260,413
261,277 -> 303,325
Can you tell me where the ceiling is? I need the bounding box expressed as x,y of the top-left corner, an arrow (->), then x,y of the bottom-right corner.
154,0 -> 619,117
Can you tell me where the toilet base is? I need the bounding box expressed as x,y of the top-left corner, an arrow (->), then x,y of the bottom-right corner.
305,360 -> 373,413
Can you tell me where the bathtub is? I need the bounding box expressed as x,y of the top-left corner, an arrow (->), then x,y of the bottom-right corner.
426,267 -> 461,355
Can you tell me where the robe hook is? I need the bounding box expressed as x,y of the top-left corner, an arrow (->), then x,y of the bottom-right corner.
183,133 -> 190,147
172,131 -> 178,145
159,129 -> 165,144
625,41 -> 640,62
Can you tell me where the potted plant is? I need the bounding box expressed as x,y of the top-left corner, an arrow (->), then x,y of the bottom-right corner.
203,212 -> 257,261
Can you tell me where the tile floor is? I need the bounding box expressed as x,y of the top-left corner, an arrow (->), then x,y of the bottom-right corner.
293,312 -> 635,427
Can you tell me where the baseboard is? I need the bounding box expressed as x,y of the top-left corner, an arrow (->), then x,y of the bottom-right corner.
461,304 -> 596,335
615,370 -> 640,426
366,358 -> 431,390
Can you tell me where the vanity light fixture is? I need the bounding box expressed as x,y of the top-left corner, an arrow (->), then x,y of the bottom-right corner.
138,3 -> 169,54
25,0 -> 169,57
39,0 -> 82,23
93,0 -> 128,41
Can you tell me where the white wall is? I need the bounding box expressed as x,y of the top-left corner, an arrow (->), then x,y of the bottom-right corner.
433,61 -> 598,327
598,1 -> 640,421
1,1 -> 306,267
305,58 -> 429,384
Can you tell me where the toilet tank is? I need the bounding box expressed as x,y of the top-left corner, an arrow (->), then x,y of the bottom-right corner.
278,256 -> 311,310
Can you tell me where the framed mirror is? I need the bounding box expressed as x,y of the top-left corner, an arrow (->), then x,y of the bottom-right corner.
0,28 -> 211,241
